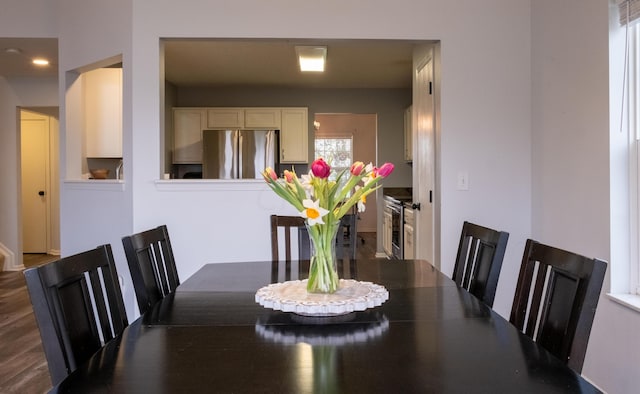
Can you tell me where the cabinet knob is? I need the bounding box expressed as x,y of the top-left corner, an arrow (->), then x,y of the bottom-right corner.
38,191 -> 45,196
411,203 -> 421,210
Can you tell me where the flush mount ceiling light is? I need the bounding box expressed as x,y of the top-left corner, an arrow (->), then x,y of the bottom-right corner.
295,46 -> 327,72
32,58 -> 50,66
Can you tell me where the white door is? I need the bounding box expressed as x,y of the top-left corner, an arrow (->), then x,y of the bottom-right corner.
21,112 -> 49,253
412,51 -> 436,266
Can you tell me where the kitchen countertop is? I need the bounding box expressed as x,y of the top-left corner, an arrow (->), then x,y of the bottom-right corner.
383,187 -> 413,204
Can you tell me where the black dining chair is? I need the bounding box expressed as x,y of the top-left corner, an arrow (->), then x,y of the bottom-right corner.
509,239 -> 607,373
452,221 -> 509,308
24,244 -> 128,386
270,215 -> 309,263
337,213 -> 358,261
122,225 -> 180,315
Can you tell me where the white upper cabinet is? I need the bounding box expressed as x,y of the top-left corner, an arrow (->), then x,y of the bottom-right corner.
207,108 -> 244,128
244,108 -> 282,129
280,108 -> 308,163
84,68 -> 122,158
173,108 -> 205,163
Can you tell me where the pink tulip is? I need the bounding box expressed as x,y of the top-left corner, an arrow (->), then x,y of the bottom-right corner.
264,167 -> 277,181
377,162 -> 394,177
350,161 -> 365,176
284,170 -> 295,183
310,158 -> 331,179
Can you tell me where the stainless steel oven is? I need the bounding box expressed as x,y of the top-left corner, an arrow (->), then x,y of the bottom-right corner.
384,196 -> 404,259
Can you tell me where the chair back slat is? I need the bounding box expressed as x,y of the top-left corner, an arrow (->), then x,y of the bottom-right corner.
24,244 -> 128,386
452,221 -> 509,307
509,239 -> 607,373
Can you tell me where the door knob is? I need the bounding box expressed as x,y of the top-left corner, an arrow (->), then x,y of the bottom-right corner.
412,203 -> 421,210
38,191 -> 45,196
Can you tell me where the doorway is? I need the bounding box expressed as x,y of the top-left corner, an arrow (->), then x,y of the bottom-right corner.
313,113 -> 378,234
20,108 -> 60,257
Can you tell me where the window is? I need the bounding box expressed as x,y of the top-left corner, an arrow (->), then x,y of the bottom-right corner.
624,22 -> 640,296
613,11 -> 640,304
314,137 -> 353,180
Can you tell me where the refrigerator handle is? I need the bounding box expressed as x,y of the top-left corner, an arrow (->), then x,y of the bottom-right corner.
238,133 -> 243,179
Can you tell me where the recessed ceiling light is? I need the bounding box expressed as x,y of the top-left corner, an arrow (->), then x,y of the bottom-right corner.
32,58 -> 50,66
295,46 -> 327,72
5,48 -> 22,55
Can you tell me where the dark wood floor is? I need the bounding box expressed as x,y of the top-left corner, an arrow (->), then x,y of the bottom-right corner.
0,254 -> 56,394
0,234 -> 379,393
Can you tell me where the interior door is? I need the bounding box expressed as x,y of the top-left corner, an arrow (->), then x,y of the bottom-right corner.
413,51 -> 435,266
21,111 -> 50,253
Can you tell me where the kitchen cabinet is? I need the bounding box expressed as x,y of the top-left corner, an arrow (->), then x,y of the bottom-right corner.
173,108 -> 206,163
403,206 -> 415,260
84,68 -> 122,158
382,207 -> 393,257
280,108 -> 308,163
245,108 -> 281,129
207,108 -> 244,128
404,105 -> 412,162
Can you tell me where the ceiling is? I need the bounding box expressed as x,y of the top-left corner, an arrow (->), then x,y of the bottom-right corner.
0,38 -> 58,78
0,37 -> 418,89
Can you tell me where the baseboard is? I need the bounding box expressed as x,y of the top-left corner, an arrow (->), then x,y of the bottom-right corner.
48,248 -> 61,256
0,243 -> 21,271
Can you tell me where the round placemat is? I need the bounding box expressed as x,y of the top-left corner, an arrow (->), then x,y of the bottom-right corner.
255,279 -> 389,316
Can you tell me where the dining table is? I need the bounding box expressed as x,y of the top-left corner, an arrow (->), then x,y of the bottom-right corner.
52,259 -> 601,393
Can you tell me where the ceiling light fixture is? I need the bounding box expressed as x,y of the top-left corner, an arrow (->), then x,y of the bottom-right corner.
32,58 -> 50,66
295,46 -> 327,72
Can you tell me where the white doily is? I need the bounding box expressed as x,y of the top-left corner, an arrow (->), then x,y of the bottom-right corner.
255,279 -> 389,316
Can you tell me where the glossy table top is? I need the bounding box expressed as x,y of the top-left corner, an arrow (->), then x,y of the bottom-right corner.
53,259 -> 601,393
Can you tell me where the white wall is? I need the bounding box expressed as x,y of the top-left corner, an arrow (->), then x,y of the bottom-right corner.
56,0 -> 136,315
125,0 -> 532,319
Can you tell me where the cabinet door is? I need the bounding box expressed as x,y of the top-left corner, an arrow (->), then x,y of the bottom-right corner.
245,108 -> 281,129
173,109 -> 205,163
207,108 -> 244,129
404,106 -> 412,162
403,223 -> 414,259
85,68 -> 122,158
403,207 -> 415,259
280,108 -> 308,163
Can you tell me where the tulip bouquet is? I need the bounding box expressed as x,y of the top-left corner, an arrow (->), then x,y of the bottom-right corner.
263,158 -> 394,293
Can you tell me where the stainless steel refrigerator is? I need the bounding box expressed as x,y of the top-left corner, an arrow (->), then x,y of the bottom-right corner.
202,129 -> 278,179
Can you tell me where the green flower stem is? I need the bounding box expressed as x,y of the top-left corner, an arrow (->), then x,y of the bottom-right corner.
306,221 -> 340,293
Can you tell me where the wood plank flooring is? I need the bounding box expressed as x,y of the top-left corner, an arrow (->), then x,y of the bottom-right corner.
0,235 -> 378,393
0,257 -> 53,394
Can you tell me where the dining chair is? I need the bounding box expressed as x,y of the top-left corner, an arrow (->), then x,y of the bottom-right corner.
337,213 -> 358,261
270,215 -> 309,282
24,244 -> 128,386
509,239 -> 607,373
452,221 -> 509,308
122,224 -> 180,314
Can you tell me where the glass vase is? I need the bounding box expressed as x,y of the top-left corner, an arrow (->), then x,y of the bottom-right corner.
306,221 -> 341,293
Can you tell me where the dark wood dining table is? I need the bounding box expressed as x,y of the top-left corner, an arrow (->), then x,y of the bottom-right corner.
52,259 -> 601,393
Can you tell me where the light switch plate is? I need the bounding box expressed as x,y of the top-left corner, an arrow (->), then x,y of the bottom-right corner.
457,171 -> 469,190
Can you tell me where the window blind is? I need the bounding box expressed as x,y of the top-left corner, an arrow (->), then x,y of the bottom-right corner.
619,0 -> 640,26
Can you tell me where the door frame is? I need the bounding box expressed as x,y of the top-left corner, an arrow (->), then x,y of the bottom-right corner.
18,107 -> 60,262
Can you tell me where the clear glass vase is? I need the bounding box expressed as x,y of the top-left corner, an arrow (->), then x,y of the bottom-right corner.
306,221 -> 341,293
